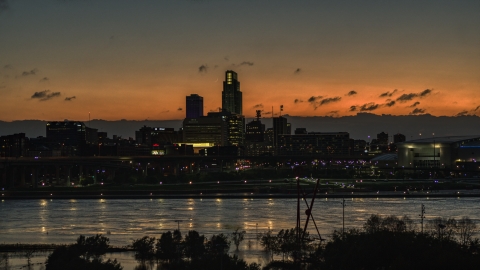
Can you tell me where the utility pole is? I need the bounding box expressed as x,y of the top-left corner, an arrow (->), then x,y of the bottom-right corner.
174,220 -> 182,231
419,204 -> 426,233
341,198 -> 346,239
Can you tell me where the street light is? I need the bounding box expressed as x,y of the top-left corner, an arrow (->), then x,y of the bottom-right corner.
174,220 -> 183,231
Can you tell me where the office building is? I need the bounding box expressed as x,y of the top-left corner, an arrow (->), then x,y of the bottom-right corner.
222,70 -> 242,115
273,116 -> 289,148
186,94 -> 203,118
246,120 -> 265,142
46,121 -> 97,156
377,132 -> 389,145
135,126 -> 181,146
397,135 -> 480,168
182,117 -> 228,147
278,131 -> 351,156
0,133 -> 27,157
206,111 -> 245,146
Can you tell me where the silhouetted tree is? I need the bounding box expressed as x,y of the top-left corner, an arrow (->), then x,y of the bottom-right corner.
260,230 -> 277,261
427,217 -> 457,240
75,234 -> 110,261
131,236 -> 155,261
156,231 -> 173,261
183,230 -> 206,260
231,228 -> 246,251
457,216 -> 477,246
46,235 -> 122,270
207,233 -> 231,256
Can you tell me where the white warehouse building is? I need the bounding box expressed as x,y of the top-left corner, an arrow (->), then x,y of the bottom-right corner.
397,135 -> 480,168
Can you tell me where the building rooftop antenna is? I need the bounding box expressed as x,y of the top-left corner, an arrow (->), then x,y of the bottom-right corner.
255,110 -> 261,121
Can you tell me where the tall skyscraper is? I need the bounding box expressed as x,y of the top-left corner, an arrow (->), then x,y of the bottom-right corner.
273,116 -> 288,148
222,70 -> 242,115
186,94 -> 203,118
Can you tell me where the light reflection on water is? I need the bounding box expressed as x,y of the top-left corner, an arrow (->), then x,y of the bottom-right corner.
1,197 -> 479,268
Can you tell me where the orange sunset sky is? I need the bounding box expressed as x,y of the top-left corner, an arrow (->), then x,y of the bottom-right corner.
0,0 -> 479,121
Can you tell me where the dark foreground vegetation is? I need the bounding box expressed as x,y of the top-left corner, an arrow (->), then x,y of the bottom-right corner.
4,215 -> 478,270
259,215 -> 480,270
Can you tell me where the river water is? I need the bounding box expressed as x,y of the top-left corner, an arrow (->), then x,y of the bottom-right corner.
1,196 -> 479,269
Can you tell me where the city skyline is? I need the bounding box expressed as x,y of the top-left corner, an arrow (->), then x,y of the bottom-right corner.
1,0 -> 479,121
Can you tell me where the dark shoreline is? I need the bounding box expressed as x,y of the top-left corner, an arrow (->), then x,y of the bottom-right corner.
2,190 -> 480,200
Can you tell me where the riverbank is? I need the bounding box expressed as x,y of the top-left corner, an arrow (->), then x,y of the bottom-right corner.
2,189 -> 480,199
3,178 -> 480,199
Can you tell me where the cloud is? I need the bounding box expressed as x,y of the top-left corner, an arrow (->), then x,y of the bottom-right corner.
198,65 -> 208,73
419,89 -> 431,96
252,104 -> 263,109
294,99 -> 303,104
474,106 -> 480,112
263,111 -> 272,115
409,102 -> 420,107
396,93 -> 417,102
320,97 -> 341,106
4,64 -> 12,69
239,61 -> 254,66
224,56 -> 229,62
385,101 -> 395,107
22,69 -> 38,76
396,89 -> 432,102
306,95 -> 341,109
346,90 -> 357,96
31,90 -> 61,101
177,108 -> 182,111
409,108 -> 426,115
307,96 -> 323,109
308,96 -> 323,103
40,77 -> 49,82
294,68 -> 301,74
64,96 -> 76,101
379,89 -> 398,98
351,102 -> 381,111
359,102 -> 380,111
161,110 -> 170,113
456,110 -> 469,116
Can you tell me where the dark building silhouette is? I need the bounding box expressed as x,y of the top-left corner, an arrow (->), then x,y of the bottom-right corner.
135,126 -> 181,146
183,117 -> 228,147
0,133 -> 27,157
377,132 -> 389,145
205,111 -> 245,146
273,116 -> 289,148
278,131 -> 351,156
199,145 -> 239,156
246,120 -> 265,142
295,128 -> 307,135
244,111 -> 272,156
222,70 -> 242,115
186,94 -> 203,118
135,126 -> 183,155
27,136 -> 61,157
46,121 -> 98,156
394,133 -> 406,143
353,139 -> 367,154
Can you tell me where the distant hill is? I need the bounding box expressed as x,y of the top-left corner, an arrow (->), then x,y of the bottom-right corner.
1,114 -> 479,141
